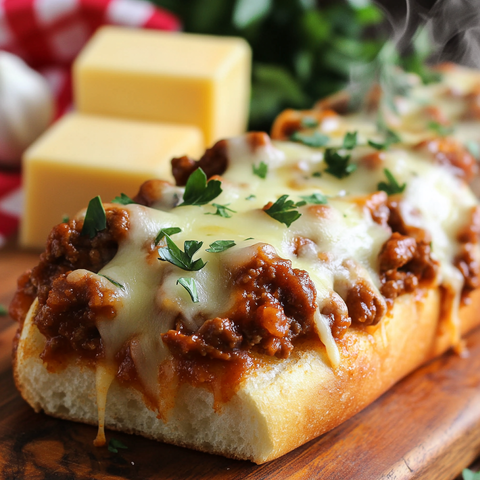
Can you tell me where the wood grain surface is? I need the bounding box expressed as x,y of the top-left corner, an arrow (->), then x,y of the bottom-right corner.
1,245 -> 480,480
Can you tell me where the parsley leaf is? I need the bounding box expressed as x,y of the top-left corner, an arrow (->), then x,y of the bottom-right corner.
108,438 -> 128,454
154,227 -> 182,245
206,240 -> 236,253
463,468 -> 480,480
300,116 -> 319,128
466,140 -> 480,160
206,203 -> 236,218
99,274 -> 125,290
0,304 -> 7,316
178,168 -> 222,207
112,193 -> 136,205
428,121 -> 454,137
312,171 -> 322,178
300,192 -> 328,204
81,196 -> 106,239
61,215 -> 69,223
245,194 -> 256,200
343,131 -> 358,150
290,131 -> 330,148
324,149 -> 357,179
377,169 -> 406,195
177,277 -> 199,303
252,161 -> 268,179
368,129 -> 401,150
264,195 -> 302,227
158,235 -> 206,271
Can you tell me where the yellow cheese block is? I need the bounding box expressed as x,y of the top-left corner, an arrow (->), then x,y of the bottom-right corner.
74,26 -> 251,145
21,112 -> 203,249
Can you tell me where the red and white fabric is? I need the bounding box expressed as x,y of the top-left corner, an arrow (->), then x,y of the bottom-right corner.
0,0 -> 179,247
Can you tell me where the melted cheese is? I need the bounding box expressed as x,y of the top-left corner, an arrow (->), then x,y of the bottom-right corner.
62,128 -> 479,438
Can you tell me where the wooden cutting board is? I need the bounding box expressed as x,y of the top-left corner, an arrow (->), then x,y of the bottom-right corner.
1,246 -> 480,480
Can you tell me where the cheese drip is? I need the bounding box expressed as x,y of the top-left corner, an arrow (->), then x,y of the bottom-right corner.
93,363 -> 115,447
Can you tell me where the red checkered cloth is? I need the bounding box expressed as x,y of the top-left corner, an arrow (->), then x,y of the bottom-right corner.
0,0 -> 179,247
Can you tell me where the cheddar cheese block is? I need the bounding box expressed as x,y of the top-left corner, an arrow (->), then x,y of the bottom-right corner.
20,112 -> 204,249
11,127 -> 480,463
74,26 -> 251,145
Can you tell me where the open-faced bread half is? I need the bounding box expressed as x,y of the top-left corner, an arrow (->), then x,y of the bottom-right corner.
11,126 -> 480,464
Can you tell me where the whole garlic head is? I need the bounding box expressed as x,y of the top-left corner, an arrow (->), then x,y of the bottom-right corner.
0,51 -> 54,167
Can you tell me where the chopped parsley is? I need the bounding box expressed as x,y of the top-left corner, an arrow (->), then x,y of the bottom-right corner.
342,131 -> 358,150
206,240 -> 236,253
290,131 -> 329,148
61,215 -> 69,223
158,235 -> 206,272
206,203 -> 236,218
245,194 -> 256,200
324,149 -> 357,179
312,171 -> 322,178
466,140 -> 480,160
176,277 -> 199,303
81,196 -> 106,239
264,195 -> 303,227
300,116 -> 319,128
252,161 -> 268,179
463,468 -> 480,480
368,129 -> 401,150
377,169 -> 406,195
428,121 -> 454,137
0,304 -> 7,316
108,438 -> 128,454
99,275 -> 125,290
111,193 -> 137,205
300,192 -> 328,205
154,227 -> 182,246
178,168 -> 222,207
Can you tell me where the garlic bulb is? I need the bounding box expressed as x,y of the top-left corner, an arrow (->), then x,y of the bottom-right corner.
0,51 -> 54,167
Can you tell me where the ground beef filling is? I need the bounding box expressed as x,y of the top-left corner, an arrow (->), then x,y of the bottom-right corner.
162,246 -> 318,363
10,205 -> 129,362
35,273 -> 119,366
371,199 -> 439,305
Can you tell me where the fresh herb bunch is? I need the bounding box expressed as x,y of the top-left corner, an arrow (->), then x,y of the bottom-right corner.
149,0 -> 385,130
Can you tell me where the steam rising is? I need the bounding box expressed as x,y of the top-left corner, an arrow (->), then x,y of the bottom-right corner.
378,0 -> 480,67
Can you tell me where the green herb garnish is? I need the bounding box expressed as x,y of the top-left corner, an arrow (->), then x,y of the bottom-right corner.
463,468 -> 480,480
264,195 -> 303,227
245,194 -> 256,200
206,240 -> 236,253
428,121 -> 454,137
61,215 -> 69,223
312,172 -> 322,178
177,277 -> 199,303
158,235 -> 206,272
178,168 -> 222,207
368,129 -> 401,150
0,305 -> 7,316
343,131 -> 358,150
81,196 -> 106,239
377,169 -> 406,195
206,203 -> 236,218
324,149 -> 357,179
300,116 -> 319,128
154,227 -> 182,246
466,140 -> 480,160
290,131 -> 330,148
108,438 -> 128,454
252,161 -> 268,179
112,193 -> 137,205
300,193 -> 328,204
99,275 -> 125,290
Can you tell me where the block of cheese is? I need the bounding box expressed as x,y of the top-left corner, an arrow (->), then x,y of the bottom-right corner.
74,27 -> 251,145
21,112 -> 203,249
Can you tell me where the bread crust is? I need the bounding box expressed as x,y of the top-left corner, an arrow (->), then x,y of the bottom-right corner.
14,288 -> 480,464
